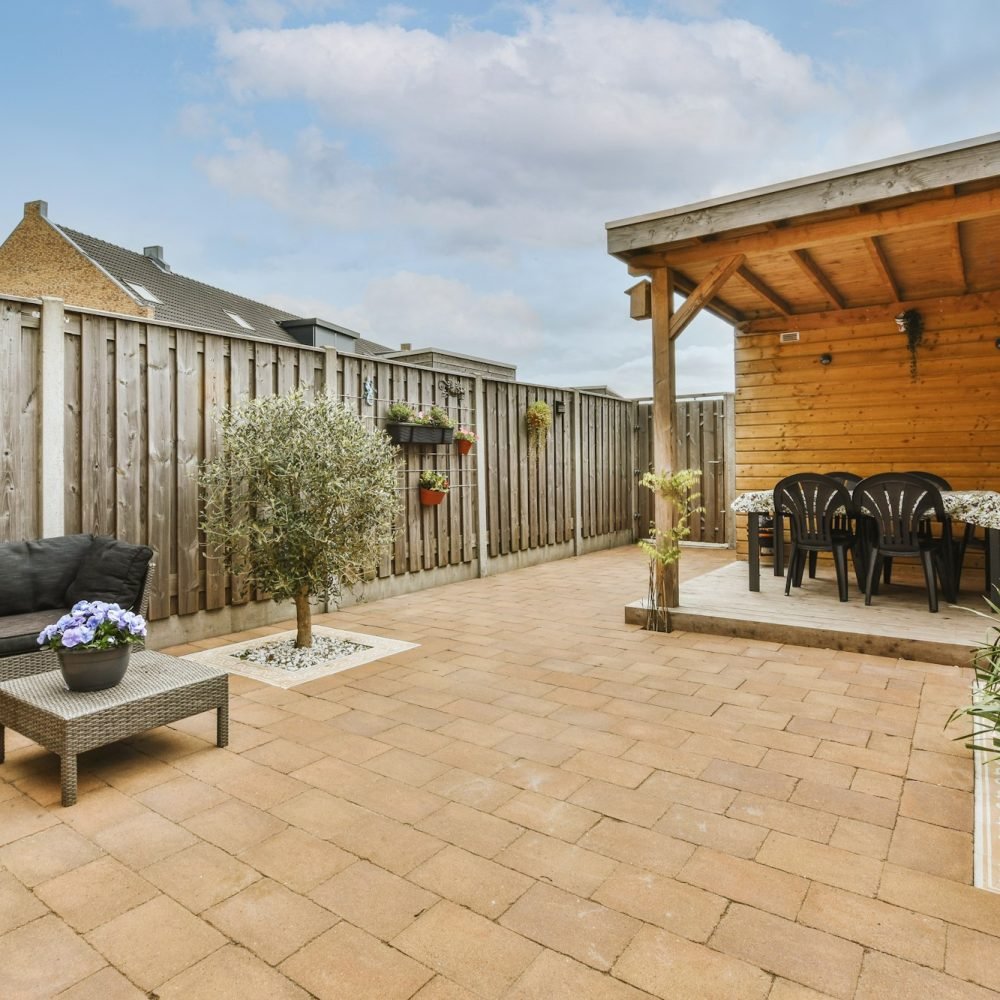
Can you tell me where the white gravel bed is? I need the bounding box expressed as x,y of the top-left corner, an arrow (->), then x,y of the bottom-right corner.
235,634 -> 371,672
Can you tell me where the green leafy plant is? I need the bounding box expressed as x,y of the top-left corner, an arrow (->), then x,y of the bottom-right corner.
454,427 -> 478,443
422,406 -> 454,429
200,389 -> 399,648
525,400 -> 553,449
418,470 -> 449,492
638,468 -> 705,567
947,595 -> 1000,755
386,402 -> 416,423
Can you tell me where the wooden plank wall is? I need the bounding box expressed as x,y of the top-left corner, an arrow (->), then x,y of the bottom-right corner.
1,296 -> 644,624
636,396 -> 734,545
733,308 -> 1000,567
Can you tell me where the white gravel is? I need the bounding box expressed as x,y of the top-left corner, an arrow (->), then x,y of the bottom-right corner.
236,634 -> 371,672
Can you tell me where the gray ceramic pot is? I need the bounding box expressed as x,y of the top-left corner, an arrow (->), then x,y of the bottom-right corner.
58,646 -> 131,692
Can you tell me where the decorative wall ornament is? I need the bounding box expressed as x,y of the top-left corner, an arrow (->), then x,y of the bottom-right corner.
362,376 -> 375,407
438,377 -> 465,403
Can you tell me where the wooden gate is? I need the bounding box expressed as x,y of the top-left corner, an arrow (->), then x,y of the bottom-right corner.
637,393 -> 735,545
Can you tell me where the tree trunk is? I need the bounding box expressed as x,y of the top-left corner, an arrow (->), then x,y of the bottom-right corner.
293,587 -> 312,647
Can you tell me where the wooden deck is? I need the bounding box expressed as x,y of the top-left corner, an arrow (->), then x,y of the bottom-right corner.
626,559 -> 991,666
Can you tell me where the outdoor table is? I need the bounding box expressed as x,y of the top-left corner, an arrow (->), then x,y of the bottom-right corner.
0,650 -> 229,806
731,489 -> 1000,596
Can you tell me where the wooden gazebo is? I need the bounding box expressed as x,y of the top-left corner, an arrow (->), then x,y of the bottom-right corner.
607,133 -> 1000,607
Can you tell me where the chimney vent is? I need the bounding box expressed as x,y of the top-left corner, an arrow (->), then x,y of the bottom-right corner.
143,246 -> 170,272
400,342 -> 412,352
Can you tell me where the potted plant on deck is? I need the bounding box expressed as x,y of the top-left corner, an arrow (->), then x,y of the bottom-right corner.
455,427 -> 478,455
418,470 -> 449,506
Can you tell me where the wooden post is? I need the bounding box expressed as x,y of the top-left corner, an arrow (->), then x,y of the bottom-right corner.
474,376 -> 490,577
651,269 -> 679,608
629,399 -> 639,542
323,347 -> 339,399
39,296 -> 66,537
724,390 -> 736,548
572,390 -> 583,556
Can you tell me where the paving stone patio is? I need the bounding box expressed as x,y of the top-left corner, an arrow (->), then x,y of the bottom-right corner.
1,545 -> 998,998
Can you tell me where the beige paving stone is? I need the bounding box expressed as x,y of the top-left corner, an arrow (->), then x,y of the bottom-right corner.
639,770 -> 738,813
35,856 -> 158,933
759,748 -> 855,788
578,817 -> 695,877
497,830 -> 618,897
710,903 -> 862,999
798,882 -> 946,967
395,900 -> 541,1000
379,723 -> 456,756
507,949 -> 654,999
134,775 -> 230,821
55,965 -> 147,999
906,749 -> 973,791
430,739 -> 514,776
495,758 -> 589,800
0,914 -> 105,999
343,774 -> 449,824
767,980 -> 838,1000
756,831 -> 883,896
215,764 -> 309,810
241,736 -> 326,773
182,798 -> 286,854
850,768 -> 903,800
499,882 -> 640,971
142,842 -> 260,912
335,809 -> 448,875
0,792 -> 60,844
564,750 -> 653,788
887,816 -> 972,882
899,779 -> 973,832
0,870 -> 48,934
593,862 -> 726,942
945,925 -> 1000,992
92,810 -> 199,869
569,778 -> 670,827
612,925 -> 771,1000
655,803 -> 767,860
790,780 -> 898,829
828,816 -> 892,859
423,767 -> 519,811
856,951 -> 998,1000
495,789 -> 599,841
85,895 -> 225,991
270,787 -> 371,839
676,846 -> 809,919
364,747 -> 451,785
725,791 -> 838,843
155,944 -> 309,999
311,859 -> 437,937
417,801 -> 522,858
409,844 -> 531,918
204,878 -> 336,964
878,863 -> 1000,936
0,824 -> 102,888
621,741 -> 711,778
412,978 -> 481,1000
700,758 -> 797,800
239,826 -> 356,893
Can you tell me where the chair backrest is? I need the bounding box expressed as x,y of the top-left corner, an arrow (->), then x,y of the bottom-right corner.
853,473 -> 945,552
824,471 -> 863,490
904,471 -> 952,491
774,474 -> 854,546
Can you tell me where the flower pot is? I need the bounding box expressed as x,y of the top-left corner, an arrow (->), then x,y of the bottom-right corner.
57,646 -> 131,692
386,422 -> 416,444
456,439 -> 473,455
439,427 -> 455,444
419,488 -> 447,507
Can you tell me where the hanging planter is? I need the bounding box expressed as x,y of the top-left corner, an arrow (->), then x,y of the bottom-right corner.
385,402 -> 455,445
418,470 -> 449,506
895,309 -> 924,380
525,400 -> 553,450
455,428 -> 478,455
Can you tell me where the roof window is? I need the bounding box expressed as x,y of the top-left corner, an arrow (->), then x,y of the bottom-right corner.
124,281 -> 162,304
225,310 -> 254,330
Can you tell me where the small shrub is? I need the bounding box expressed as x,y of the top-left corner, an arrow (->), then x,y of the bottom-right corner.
386,401 -> 416,423
422,406 -> 454,429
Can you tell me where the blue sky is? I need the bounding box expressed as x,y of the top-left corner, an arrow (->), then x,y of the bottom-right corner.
4,1 -> 999,395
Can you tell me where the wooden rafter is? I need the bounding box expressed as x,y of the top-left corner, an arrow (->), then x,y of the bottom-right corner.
864,236 -> 900,301
735,264 -> 791,315
790,250 -> 845,309
623,185 -> 1000,269
946,222 -> 968,292
668,254 -> 745,339
671,271 -> 744,326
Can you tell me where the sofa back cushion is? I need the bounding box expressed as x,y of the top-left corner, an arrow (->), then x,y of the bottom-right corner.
0,534 -> 96,615
65,536 -> 154,611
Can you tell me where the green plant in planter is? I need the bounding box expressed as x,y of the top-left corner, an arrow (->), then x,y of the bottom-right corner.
418,470 -> 449,492
422,406 -> 454,429
525,400 -> 553,449
386,402 -> 416,423
947,596 -> 1000,755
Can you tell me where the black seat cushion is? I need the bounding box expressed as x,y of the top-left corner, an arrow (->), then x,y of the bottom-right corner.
64,536 -> 154,610
0,609 -> 70,657
0,534 -> 96,615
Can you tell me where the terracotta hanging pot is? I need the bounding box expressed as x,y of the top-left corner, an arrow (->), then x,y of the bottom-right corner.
456,439 -> 473,455
419,488 -> 446,507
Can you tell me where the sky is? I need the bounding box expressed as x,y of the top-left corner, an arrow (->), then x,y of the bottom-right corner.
3,1 -> 999,396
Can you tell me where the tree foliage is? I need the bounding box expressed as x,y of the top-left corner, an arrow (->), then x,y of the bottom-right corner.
200,390 -> 400,647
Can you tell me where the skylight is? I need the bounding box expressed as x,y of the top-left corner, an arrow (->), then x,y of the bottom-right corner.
124,281 -> 162,304
225,310 -> 254,330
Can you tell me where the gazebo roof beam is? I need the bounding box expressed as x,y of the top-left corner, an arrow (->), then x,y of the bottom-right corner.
947,222 -> 968,293
735,265 -> 792,315
790,250 -> 845,310
668,254 -> 745,339
864,236 -> 901,301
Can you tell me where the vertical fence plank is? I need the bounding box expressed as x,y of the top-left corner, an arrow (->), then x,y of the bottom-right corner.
175,331 -> 201,615
80,315 -> 111,535
228,338 -> 251,605
115,320 -> 142,544
145,327 -> 173,619
63,321 -> 82,535
203,335 -> 228,609
0,302 -> 23,541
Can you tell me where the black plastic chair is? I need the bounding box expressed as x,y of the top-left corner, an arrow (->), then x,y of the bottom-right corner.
905,471 -> 952,490
825,471 -> 863,490
852,473 -> 955,612
774,474 -> 858,602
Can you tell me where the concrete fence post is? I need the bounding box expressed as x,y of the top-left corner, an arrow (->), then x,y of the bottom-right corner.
39,296 -> 66,537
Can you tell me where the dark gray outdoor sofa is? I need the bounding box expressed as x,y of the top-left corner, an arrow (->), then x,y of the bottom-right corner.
0,534 -> 154,675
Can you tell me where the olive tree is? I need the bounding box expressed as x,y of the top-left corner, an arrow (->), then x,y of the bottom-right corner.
201,389 -> 399,647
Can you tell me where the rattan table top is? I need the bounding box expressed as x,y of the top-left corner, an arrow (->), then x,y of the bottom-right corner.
0,650 -> 227,720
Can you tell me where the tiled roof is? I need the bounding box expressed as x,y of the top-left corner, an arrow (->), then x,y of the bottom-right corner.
56,224 -> 391,355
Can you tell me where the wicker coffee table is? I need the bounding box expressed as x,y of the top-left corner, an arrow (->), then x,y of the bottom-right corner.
0,650 -> 229,806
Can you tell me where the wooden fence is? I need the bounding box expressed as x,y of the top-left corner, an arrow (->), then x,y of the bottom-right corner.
636,394 -> 735,544
0,295 -> 648,632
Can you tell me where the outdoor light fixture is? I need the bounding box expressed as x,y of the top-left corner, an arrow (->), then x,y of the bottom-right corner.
995,337 -> 1000,350
819,353 -> 833,366
554,400 -> 566,416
